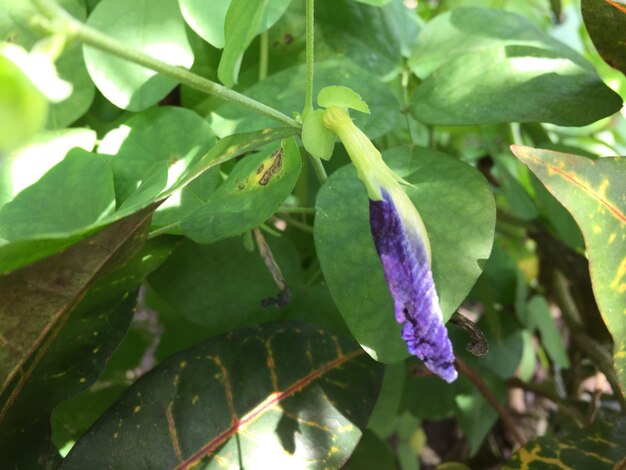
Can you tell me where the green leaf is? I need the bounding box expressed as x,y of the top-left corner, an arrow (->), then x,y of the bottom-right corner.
367,362 -> 406,437
511,145 -> 626,391
149,236 -> 302,333
0,149 -> 115,240
505,416 -> 626,469
409,8 -> 622,126
98,106 -> 216,205
411,45 -> 622,127
454,367 -> 507,456
0,44 -> 47,153
179,0 -> 292,49
526,295 -> 570,368
60,322 -> 383,468
344,430 -> 396,469
0,128 -> 97,209
84,0 -> 193,111
0,236 -> 174,467
0,128 -> 294,274
218,0 -> 267,87
0,0 -> 96,129
181,138 -> 301,244
314,145 -> 495,362
582,0 -> 626,76
0,207 -> 154,455
409,7 -> 585,78
211,60 -> 400,140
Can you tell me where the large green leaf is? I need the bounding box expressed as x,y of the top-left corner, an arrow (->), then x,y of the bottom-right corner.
0,237 -> 175,467
314,145 -> 495,363
61,323 -> 383,468
511,145 -> 626,392
0,0 -> 96,128
411,45 -> 622,127
505,416 -> 626,469
97,106 -> 216,205
409,8 -> 622,126
210,60 -> 400,140
179,0 -> 291,49
217,0 -> 267,87
0,206 -> 156,404
408,7 -> 586,78
582,0 -> 626,76
0,149 -> 115,240
181,138 -> 301,243
83,0 -> 193,110
149,236 -> 302,333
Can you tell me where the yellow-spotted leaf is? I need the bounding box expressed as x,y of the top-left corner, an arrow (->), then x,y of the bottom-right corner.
505,416 -> 626,469
60,323 -> 383,469
511,145 -> 626,391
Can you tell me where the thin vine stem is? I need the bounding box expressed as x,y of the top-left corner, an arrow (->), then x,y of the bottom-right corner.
259,31 -> 269,81
303,0 -> 315,119
30,0 -> 299,129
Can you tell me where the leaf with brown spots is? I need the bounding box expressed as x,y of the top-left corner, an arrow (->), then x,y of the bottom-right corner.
582,0 -> 626,76
511,145 -> 626,392
60,323 -> 383,469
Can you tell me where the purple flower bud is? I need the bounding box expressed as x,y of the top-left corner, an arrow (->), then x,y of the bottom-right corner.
370,188 -> 457,383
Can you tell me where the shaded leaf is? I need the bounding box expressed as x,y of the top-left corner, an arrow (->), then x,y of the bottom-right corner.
149,235 -> 302,333
0,205 -> 157,410
511,145 -> 626,391
0,236 -> 175,467
61,322 -> 383,469
505,416 -> 626,469
582,0 -> 626,76
314,146 -> 495,362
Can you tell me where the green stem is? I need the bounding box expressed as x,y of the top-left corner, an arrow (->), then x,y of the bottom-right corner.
279,214 -> 314,234
308,154 -> 328,183
30,0 -> 299,129
303,0 -> 315,119
259,31 -> 269,81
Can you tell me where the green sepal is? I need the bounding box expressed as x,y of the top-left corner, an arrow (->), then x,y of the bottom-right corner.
317,85 -> 370,114
302,108 -> 336,160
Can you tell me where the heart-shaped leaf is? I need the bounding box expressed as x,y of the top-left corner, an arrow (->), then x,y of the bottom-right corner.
83,0 -> 193,110
314,145 -> 495,362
